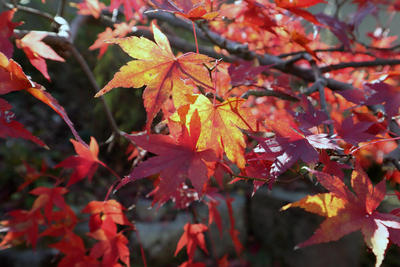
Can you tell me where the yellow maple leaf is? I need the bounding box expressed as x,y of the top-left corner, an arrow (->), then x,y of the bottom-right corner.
95,23 -> 213,130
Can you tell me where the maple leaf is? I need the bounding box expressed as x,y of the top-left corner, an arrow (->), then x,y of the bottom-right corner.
314,13 -> 353,50
109,0 -> 146,21
149,0 -> 218,21
82,199 -> 133,232
125,109 -> 217,194
51,230 -> 100,267
0,51 -> 82,143
282,165 -> 400,267
364,81 -> 400,117
72,0 -> 106,18
0,98 -> 46,147
18,161 -> 49,191
225,197 -> 243,255
89,21 -> 137,59
148,182 -> 201,208
336,116 -> 378,146
319,150 -> 350,180
173,94 -> 256,168
206,199 -> 223,235
275,0 -> 324,25
275,0 -> 325,8
0,209 -> 43,249
30,186 -> 68,222
95,23 -> 213,130
175,223 -> 208,259
292,96 -> 331,132
40,206 -> 77,237
0,9 -> 22,58
56,137 -> 104,186
242,151 -> 272,193
238,0 -> 277,32
255,120 -> 339,182
88,216 -> 130,267
0,52 -> 35,94
228,61 -> 270,86
16,31 -> 65,81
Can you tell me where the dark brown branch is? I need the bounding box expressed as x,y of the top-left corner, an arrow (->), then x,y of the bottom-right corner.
306,54 -> 334,136
240,87 -> 299,102
278,45 -> 345,58
320,58 -> 400,73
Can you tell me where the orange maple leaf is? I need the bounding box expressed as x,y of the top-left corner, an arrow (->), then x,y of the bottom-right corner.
173,94 -> 256,168
149,0 -> 219,21
82,199 -> 133,232
281,165 -> 400,267
95,23 -> 213,131
56,137 -> 104,186
175,223 -> 208,259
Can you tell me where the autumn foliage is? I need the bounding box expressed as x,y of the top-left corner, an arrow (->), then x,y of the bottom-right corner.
2,0 -> 400,266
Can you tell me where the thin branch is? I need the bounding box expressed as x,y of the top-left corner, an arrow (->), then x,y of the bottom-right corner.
320,58 -> 400,73
56,0 -> 67,17
278,45 -> 345,58
306,54 -> 334,136
240,87 -> 299,102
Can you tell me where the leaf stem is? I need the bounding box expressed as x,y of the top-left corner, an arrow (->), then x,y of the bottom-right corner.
192,21 -> 199,54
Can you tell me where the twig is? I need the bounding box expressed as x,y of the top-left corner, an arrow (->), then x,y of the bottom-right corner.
240,87 -> 299,102
278,45 -> 345,58
319,58 -> 400,73
56,0 -> 67,17
306,54 -> 334,136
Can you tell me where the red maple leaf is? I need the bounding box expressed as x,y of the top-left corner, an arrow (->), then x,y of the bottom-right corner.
16,31 -> 65,81
109,0 -> 146,21
0,52 -> 35,94
30,186 -> 68,222
149,0 -> 218,21
225,197 -> 243,255
275,0 -> 324,25
206,199 -> 223,235
0,209 -> 43,249
282,164 -> 400,267
0,9 -> 22,58
82,199 -> 133,232
0,98 -> 46,147
56,137 -> 105,186
175,223 -> 208,259
51,230 -> 100,267
18,161 -> 49,191
73,0 -> 106,18
319,150 -> 350,180
0,52 -> 82,143
336,116 -> 378,146
40,206 -> 77,237
364,81 -> 400,117
88,216 -> 130,267
124,110 -> 217,195
228,61 -> 270,86
255,120 -> 338,182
